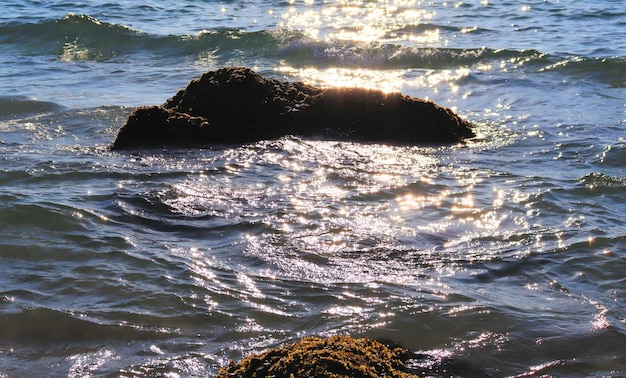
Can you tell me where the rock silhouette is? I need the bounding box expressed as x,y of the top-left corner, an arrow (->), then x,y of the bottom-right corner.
112,67 -> 474,149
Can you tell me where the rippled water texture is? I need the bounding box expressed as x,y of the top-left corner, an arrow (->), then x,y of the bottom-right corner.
1,1 -> 625,377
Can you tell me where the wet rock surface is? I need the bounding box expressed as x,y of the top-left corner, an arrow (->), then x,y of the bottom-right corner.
112,67 -> 474,149
216,335 -> 418,378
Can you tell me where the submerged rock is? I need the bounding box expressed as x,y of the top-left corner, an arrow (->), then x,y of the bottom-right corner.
216,335 -> 418,378
112,67 -> 474,149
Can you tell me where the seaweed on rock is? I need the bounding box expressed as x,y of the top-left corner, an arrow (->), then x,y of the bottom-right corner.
217,335 -> 419,378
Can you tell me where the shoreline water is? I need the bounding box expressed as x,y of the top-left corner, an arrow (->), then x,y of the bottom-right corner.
1,1 -> 625,376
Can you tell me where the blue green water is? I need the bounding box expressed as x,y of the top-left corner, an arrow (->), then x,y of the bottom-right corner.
1,1 -> 625,376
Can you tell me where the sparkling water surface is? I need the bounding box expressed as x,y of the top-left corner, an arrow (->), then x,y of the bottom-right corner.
0,1 -> 625,377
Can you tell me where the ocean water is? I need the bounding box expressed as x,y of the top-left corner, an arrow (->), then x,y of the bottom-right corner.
0,0 -> 625,376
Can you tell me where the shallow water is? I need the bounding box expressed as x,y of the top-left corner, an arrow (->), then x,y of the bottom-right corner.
1,1 -> 625,377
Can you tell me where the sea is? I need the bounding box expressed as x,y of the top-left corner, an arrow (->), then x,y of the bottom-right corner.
0,1 -> 625,377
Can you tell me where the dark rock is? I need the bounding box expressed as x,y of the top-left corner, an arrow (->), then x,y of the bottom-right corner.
216,335 -> 418,378
112,67 -> 474,149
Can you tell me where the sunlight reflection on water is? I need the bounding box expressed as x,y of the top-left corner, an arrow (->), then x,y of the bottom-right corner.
276,66 -> 471,98
279,0 -> 438,44
154,138 -> 546,289
273,0 -> 478,94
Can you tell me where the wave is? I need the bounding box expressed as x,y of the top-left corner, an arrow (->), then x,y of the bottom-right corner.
0,307 -> 166,342
0,13 -> 285,61
2,13 -> 623,86
1,14 -> 168,60
0,14 -> 542,67
275,37 -> 547,69
0,96 -> 65,118
540,56 -> 626,88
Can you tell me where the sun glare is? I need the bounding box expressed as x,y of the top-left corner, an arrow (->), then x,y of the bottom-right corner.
274,1 -> 473,92
279,0 -> 440,44
276,66 -> 406,92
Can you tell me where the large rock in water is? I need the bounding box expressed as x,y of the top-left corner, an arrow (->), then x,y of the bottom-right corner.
112,67 -> 474,149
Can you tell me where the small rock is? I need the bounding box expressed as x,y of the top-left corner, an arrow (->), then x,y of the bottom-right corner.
217,335 -> 419,378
